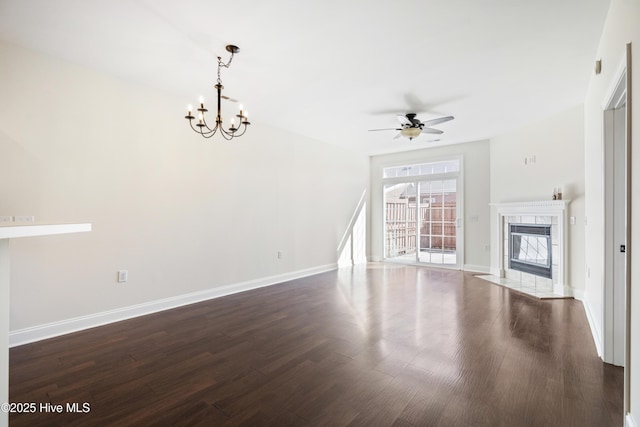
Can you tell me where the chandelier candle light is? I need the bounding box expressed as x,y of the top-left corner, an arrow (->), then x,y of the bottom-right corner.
185,44 -> 250,139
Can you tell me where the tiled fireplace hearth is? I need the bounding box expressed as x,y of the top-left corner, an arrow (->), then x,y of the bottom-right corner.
479,200 -> 571,299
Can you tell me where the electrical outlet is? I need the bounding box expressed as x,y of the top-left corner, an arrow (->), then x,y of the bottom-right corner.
117,270 -> 128,283
14,215 -> 35,223
0,216 -> 12,223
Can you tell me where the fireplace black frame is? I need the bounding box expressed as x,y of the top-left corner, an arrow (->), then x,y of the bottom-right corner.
508,224 -> 552,279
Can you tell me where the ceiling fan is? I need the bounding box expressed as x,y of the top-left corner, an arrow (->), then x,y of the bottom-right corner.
369,113 -> 454,141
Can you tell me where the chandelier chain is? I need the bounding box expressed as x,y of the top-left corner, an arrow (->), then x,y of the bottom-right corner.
217,52 -> 235,85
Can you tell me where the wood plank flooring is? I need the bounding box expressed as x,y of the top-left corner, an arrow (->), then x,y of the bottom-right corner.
9,264 -> 623,426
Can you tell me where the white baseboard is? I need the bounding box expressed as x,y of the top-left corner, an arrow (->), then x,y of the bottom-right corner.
9,263 -> 337,347
581,297 -> 603,358
572,288 -> 585,300
463,264 -> 491,274
553,282 -> 563,295
564,286 -> 584,300
627,413 -> 638,427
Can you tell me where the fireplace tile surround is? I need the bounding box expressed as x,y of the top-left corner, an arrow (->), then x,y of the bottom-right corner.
478,200 -> 571,299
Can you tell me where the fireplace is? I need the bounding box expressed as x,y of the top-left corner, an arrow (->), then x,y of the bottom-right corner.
508,224 -> 552,279
481,200 -> 571,298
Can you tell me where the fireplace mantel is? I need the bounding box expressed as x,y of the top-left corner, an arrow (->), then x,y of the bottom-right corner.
489,200 -> 571,297
490,200 -> 571,215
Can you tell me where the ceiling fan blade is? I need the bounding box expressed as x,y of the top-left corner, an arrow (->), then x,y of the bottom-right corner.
425,138 -> 441,143
221,95 -> 239,103
369,108 -> 409,115
421,128 -> 444,135
393,133 -> 402,140
368,128 -> 401,132
421,116 -> 454,127
397,115 -> 411,126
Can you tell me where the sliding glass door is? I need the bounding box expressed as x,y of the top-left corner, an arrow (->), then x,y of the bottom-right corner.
383,159 -> 461,268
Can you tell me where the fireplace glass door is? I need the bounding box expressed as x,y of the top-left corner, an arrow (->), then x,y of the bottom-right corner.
508,224 -> 552,278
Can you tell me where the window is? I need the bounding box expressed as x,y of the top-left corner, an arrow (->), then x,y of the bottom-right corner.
383,159 -> 460,179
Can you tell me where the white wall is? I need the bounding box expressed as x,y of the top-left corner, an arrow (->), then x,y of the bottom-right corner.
0,41 -> 369,333
583,0 -> 640,423
489,105 -> 585,295
370,140 -> 491,272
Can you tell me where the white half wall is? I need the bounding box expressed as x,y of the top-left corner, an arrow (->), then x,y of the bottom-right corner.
489,105 -> 585,295
0,41 -> 370,332
369,140 -> 491,270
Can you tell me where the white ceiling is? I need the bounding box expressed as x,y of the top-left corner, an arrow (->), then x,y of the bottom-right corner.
0,0 -> 610,155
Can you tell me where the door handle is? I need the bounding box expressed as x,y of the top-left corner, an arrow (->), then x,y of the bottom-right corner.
620,245 -> 626,253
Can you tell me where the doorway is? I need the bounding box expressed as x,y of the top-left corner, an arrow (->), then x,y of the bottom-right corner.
603,68 -> 627,367
602,41 -> 632,421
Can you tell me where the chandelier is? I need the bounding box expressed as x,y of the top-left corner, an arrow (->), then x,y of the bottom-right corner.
184,44 -> 250,139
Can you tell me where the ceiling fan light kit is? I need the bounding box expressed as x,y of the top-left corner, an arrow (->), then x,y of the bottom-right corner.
401,127 -> 422,139
185,44 -> 250,140
369,112 -> 454,141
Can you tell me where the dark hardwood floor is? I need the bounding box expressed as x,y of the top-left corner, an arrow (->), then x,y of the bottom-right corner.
9,264 -> 623,426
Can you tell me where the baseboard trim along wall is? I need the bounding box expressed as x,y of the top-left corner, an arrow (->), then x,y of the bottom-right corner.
580,296 -> 603,358
566,286 -> 585,300
627,413 -> 638,427
9,263 -> 338,347
463,264 -> 491,274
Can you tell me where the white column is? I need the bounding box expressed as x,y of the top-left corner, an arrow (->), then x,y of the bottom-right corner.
496,213 -> 505,277
0,239 -> 10,427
